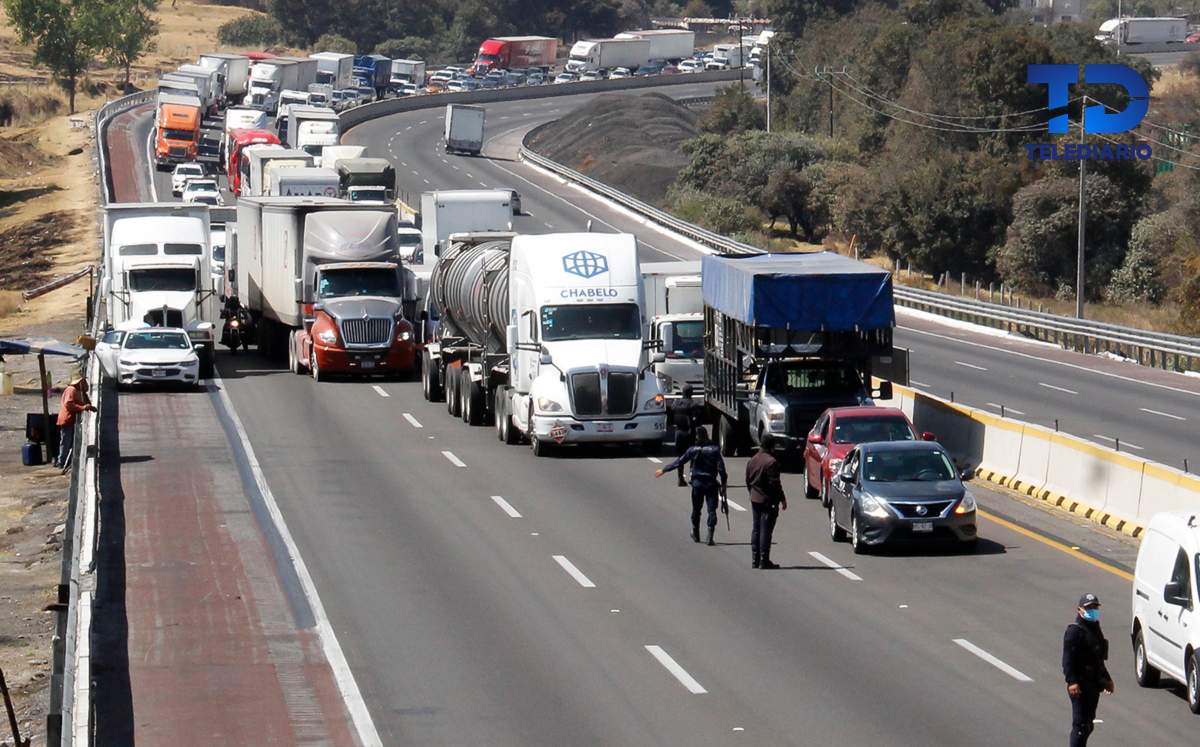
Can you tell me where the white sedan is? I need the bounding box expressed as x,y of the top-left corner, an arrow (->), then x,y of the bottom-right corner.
181,178 -> 223,205
96,327 -> 202,389
678,60 -> 704,73
171,162 -> 206,196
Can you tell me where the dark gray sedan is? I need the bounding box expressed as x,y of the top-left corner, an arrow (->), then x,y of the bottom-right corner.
827,441 -> 977,553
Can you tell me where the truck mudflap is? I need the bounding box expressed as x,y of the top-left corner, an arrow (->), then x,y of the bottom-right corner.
312,341 -> 419,376
532,413 -> 667,444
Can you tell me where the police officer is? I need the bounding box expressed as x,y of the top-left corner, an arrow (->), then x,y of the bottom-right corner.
670,385 -> 705,487
655,426 -> 728,545
1062,593 -> 1114,747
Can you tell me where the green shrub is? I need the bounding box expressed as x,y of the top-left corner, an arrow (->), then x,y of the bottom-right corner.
217,15 -> 284,47
313,33 -> 356,54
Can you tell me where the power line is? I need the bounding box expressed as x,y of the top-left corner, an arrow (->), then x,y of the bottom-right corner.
1085,95 -> 1199,146
1091,131 -> 1200,171
834,69 -> 1075,123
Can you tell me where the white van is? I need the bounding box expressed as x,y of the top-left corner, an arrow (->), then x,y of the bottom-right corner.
1131,511 -> 1200,712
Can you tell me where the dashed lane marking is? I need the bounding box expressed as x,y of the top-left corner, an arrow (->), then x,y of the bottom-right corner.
490,495 -> 521,518
442,451 -> 466,467
644,645 -> 707,694
1140,407 -> 1185,421
371,385 -> 389,398
952,639 -> 1033,682
402,413 -> 422,428
552,555 -> 596,588
808,551 -> 863,581
1092,434 -> 1144,451
1037,382 -> 1077,395
985,402 -> 1025,416
954,361 -> 987,371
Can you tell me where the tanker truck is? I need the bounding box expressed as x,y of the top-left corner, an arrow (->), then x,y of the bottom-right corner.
420,231 -> 668,455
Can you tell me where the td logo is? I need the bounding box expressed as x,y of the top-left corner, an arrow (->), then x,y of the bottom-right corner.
1027,64 -> 1149,134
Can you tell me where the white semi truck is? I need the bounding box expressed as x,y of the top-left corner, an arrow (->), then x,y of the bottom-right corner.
269,167 -> 340,197
311,52 -> 354,89
244,147 -> 314,197
1095,16 -> 1188,44
615,29 -> 695,61
199,53 -> 250,105
102,203 -> 218,376
421,232 -> 668,454
418,190 -> 513,271
565,38 -> 651,73
286,105 -> 339,159
444,104 -> 485,155
641,261 -> 703,400
247,58 -> 317,114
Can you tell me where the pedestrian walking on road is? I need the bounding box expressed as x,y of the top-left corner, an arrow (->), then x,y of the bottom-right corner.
1063,593 -> 1114,747
655,426 -> 727,545
746,445 -> 787,569
670,385 -> 704,487
55,372 -> 95,472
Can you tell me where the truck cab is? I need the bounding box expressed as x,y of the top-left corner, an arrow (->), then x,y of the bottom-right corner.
744,358 -> 877,454
155,95 -> 202,170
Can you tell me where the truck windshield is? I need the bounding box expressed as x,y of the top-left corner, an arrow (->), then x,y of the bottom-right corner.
163,128 -> 195,141
128,268 -> 196,292
668,320 -> 703,358
125,331 -> 191,350
348,187 -> 388,202
541,303 -> 641,342
477,54 -> 500,64
317,268 -> 400,298
766,364 -> 861,394
863,450 -> 956,483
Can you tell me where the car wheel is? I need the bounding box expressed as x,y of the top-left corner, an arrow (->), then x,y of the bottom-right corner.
1133,628 -> 1160,687
1188,652 -> 1200,714
805,466 -> 820,500
850,514 -> 868,555
821,477 -> 831,508
310,348 -> 325,382
828,504 -> 846,542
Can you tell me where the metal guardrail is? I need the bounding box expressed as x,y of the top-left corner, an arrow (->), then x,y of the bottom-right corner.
520,141 -> 1200,373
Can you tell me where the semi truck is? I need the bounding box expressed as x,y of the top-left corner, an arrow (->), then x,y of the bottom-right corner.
702,252 -> 899,457
352,55 -> 392,98
247,58 -> 316,114
708,44 -> 745,69
178,64 -> 223,110
641,261 -> 703,401
443,104 -> 485,155
389,59 -> 426,89
233,197 -> 419,379
615,29 -> 694,62
199,53 -> 250,104
285,105 -> 339,159
311,52 -> 354,89
244,147 -> 314,197
102,203 -> 217,376
471,37 -> 559,74
154,94 -> 202,170
418,190 -> 514,270
565,38 -> 651,73
221,108 -> 269,168
1095,16 -> 1188,44
269,167 -> 340,197
316,144 -> 365,170
159,74 -> 210,114
227,128 -> 281,194
335,158 -> 395,203
307,83 -> 333,108
420,232 -> 668,454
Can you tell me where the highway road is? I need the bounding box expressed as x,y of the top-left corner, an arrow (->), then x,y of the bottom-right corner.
105,81 -> 1200,744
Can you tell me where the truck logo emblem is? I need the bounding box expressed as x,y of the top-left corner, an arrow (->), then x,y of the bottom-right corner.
562,251 -> 608,279
915,505 -> 928,516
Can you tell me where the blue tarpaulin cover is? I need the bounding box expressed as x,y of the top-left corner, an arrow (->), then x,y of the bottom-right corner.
701,252 -> 894,331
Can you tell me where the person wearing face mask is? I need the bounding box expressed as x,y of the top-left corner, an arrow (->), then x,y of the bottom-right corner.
1062,593 -> 1114,747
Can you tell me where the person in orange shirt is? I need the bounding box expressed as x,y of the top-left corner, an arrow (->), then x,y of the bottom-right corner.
55,373 -> 95,471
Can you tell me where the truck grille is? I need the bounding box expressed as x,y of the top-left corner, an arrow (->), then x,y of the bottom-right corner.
143,308 -> 184,327
169,147 -> 186,157
340,318 -> 392,346
892,501 -> 954,518
569,369 -> 637,417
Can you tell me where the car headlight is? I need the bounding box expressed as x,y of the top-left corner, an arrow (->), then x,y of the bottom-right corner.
955,492 -> 977,515
644,393 -> 665,410
536,396 -> 564,413
860,494 -> 891,519
119,358 -> 136,366
317,329 -> 338,344
397,330 -> 412,342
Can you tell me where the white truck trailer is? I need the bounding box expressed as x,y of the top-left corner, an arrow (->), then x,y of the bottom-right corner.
565,38 -> 652,73
1095,16 -> 1188,44
615,29 -> 695,62
444,104 -> 485,155
311,52 -> 354,90
199,53 -> 250,104
641,261 -> 703,400
269,167 -> 341,197
244,147 -> 314,197
286,105 -> 339,159
418,190 -> 513,270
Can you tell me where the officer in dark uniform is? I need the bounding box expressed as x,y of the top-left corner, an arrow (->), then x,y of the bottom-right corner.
670,385 -> 705,487
655,426 -> 728,545
1062,593 -> 1114,747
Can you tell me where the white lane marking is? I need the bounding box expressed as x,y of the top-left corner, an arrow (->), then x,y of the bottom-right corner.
411,169 -> 420,176
1140,407 -> 1186,421
211,375 -> 384,745
440,158 -> 447,163
1037,382 -> 1078,395
985,402 -> 1025,416
423,178 -> 430,184
465,172 -> 473,178
647,456 -> 663,464
543,222 -> 553,228
442,450 -> 466,467
954,361 -> 987,371
418,120 -> 427,125
724,497 -> 746,512
899,325 -> 1200,399
644,645 -> 707,694
1093,434 -> 1144,451
952,639 -> 1033,682
808,551 -> 863,581
479,182 -> 488,187
910,380 -> 931,388
371,385 -> 389,398
405,126 -> 411,131
451,165 -> 460,170
400,161 -> 407,166
522,112 -> 531,116
143,124 -> 160,202
402,413 -> 423,428
552,555 -> 596,588
490,495 -> 522,518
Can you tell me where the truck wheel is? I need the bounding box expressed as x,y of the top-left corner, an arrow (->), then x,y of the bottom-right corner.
288,334 -> 305,374
494,387 -> 507,441
458,370 -> 471,423
718,415 -> 738,457
465,378 -> 485,426
532,437 -> 553,457
423,352 -> 443,401
446,367 -> 461,417
310,348 -> 326,382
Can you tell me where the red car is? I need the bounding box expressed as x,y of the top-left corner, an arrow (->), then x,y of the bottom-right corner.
803,407 -> 933,507
1187,30 -> 1200,44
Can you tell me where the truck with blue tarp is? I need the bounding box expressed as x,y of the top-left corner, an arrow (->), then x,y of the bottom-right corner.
701,252 -> 904,456
352,55 -> 392,99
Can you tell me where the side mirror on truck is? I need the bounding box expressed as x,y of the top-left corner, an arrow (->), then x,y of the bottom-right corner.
651,352 -> 666,364
875,380 -> 893,401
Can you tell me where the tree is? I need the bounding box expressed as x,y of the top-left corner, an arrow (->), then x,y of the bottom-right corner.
699,84 -> 765,135
314,32 -> 356,54
682,0 -> 712,16
269,0 -> 337,47
375,36 -> 436,61
217,14 -> 284,46
1106,217 -> 1169,304
96,0 -> 159,91
4,0 -> 103,113
761,167 -> 812,238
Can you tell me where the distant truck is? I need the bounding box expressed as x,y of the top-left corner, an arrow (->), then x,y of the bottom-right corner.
221,108 -> 269,168
285,105 -> 338,159
352,54 -> 392,98
708,44 -> 745,69
702,252 -> 899,456
307,83 -> 333,108
177,64 -> 223,111
615,29 -> 694,62
154,94 -> 202,170
418,190 -> 513,269
245,147 -> 315,197
335,158 -> 395,203
444,104 -> 485,155
269,167 -> 340,197
102,203 -> 217,376
471,36 -> 558,74
317,144 -> 366,170
566,37 -> 651,73
200,53 -> 250,104
159,73 -> 212,115
233,197 -> 419,379
389,59 -> 426,89
247,58 -> 316,114
311,52 -> 354,90
1095,16 -> 1187,44
641,261 -> 703,401
227,128 -> 281,194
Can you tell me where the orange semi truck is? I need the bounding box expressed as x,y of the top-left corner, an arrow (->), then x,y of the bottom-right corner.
155,95 -> 202,170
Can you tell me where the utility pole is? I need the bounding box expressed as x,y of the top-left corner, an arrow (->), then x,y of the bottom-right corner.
765,42 -> 771,133
738,18 -> 745,91
827,68 -> 834,138
1076,96 -> 1087,319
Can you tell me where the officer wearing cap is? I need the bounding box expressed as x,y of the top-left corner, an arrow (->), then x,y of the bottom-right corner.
1062,593 -> 1113,747
669,385 -> 704,487
655,426 -> 727,545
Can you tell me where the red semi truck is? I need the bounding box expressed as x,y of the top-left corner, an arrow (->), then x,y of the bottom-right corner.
227,128 -> 281,195
471,36 -> 558,74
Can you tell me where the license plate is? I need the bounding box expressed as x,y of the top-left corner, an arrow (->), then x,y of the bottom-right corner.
361,360 -> 375,369
152,369 -> 167,378
597,422 -> 613,433
912,521 -> 933,532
